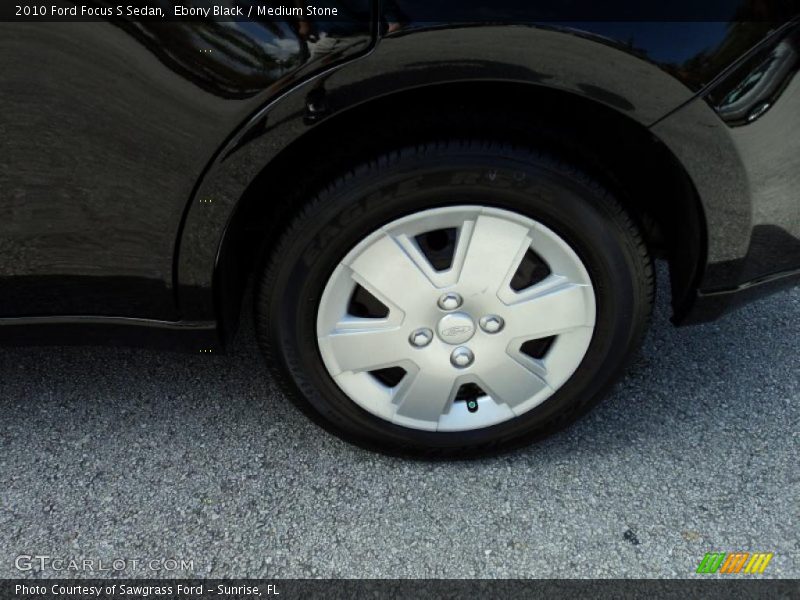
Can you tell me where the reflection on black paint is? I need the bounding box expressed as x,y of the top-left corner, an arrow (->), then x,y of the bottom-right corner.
0,3 -> 371,318
385,2 -> 797,93
712,28 -> 800,125
102,0 -> 371,98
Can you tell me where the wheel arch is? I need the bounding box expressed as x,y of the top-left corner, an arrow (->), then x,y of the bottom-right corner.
176,28 -> 710,344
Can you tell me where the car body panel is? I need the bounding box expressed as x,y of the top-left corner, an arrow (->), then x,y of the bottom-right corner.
0,10 -> 372,320
0,5 -> 798,347
652,21 -> 800,320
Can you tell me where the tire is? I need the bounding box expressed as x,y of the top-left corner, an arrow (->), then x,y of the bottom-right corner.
255,141 -> 653,456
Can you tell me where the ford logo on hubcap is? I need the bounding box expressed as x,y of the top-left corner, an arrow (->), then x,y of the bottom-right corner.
442,325 -> 473,338
436,313 -> 476,345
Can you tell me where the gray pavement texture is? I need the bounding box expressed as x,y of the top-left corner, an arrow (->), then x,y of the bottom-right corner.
0,268 -> 797,579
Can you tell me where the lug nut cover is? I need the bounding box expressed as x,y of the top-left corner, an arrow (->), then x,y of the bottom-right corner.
450,346 -> 474,368
438,292 -> 463,311
409,328 -> 433,347
479,315 -> 505,333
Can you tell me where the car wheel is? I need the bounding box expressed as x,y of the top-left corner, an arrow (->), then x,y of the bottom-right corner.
255,141 -> 653,456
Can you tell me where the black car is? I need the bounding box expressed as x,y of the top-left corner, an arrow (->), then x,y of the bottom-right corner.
2,2 -> 799,455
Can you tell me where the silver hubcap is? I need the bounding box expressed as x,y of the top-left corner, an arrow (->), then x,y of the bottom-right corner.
316,206 -> 596,432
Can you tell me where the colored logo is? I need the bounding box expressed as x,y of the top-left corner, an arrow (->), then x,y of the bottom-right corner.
696,552 -> 773,574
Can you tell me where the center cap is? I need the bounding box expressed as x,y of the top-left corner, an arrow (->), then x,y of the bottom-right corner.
436,312 -> 476,345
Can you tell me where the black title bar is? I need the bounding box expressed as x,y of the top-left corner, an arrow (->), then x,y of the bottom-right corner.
4,0 -> 800,22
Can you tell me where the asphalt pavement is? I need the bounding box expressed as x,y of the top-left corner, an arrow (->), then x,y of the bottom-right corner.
1,267 -> 797,578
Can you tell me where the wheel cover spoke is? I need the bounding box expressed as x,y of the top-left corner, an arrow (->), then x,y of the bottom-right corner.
392,368 -> 458,429
476,357 -> 551,413
319,320 -> 409,375
455,214 -> 532,295
347,233 -> 436,314
504,276 -> 595,339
